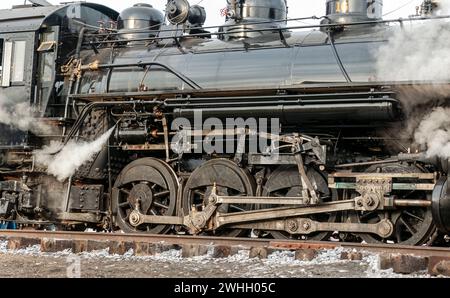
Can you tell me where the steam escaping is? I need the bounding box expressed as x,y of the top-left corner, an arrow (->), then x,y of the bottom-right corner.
438,0 -> 450,14
376,1 -> 450,82
0,97 -> 54,135
375,2 -> 450,158
35,127 -> 115,182
414,107 -> 450,159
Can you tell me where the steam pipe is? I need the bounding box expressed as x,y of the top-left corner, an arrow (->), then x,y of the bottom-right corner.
335,152 -> 442,168
63,77 -> 75,134
335,159 -> 400,168
81,61 -> 202,90
64,176 -> 73,212
164,92 -> 398,106
75,27 -> 87,60
173,102 -> 398,124
64,100 -> 163,144
63,27 -> 88,136
327,31 -> 352,83
62,27 -> 86,211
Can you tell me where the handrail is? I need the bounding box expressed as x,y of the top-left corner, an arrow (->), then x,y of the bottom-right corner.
82,15 -> 450,46
81,61 -> 202,90
82,16 -> 321,36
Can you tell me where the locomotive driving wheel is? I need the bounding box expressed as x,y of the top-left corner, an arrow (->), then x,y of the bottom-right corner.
262,165 -> 338,241
182,159 -> 256,237
113,158 -> 178,234
351,164 -> 436,246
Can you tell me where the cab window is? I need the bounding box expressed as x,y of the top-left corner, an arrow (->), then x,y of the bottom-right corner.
1,40 -> 27,87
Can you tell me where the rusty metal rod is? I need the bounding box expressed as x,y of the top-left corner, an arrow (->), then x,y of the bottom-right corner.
394,200 -> 432,207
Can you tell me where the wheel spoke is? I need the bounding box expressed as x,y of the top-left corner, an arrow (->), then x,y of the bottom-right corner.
403,211 -> 424,222
118,201 -> 130,208
153,202 -> 169,209
395,228 -> 402,243
183,159 -> 255,238
229,204 -> 246,212
399,216 -> 417,235
194,190 -> 206,197
113,158 -> 177,234
119,188 -> 131,195
272,193 -> 285,198
154,190 -> 170,198
360,211 -> 377,220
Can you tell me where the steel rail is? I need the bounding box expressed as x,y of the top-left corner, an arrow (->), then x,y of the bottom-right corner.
0,230 -> 449,257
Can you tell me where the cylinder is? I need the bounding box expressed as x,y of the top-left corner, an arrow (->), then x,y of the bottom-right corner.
116,128 -> 148,144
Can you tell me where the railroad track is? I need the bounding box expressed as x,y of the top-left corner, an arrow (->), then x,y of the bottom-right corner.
0,230 -> 449,275
0,229 -> 448,256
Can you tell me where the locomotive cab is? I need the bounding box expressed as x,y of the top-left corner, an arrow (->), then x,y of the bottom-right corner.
0,2 -> 117,152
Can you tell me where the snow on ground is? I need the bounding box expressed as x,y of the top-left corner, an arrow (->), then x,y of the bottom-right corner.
0,240 -> 435,278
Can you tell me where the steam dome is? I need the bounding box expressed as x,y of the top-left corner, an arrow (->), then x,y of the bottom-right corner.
118,3 -> 164,41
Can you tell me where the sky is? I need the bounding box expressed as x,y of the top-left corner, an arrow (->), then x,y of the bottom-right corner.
0,1 -> 431,27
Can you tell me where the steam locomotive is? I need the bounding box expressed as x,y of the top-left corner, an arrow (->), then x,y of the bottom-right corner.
0,0 -> 448,246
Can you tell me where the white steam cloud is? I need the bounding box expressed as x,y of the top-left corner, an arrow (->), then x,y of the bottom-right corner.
438,0 -> 450,14
376,2 -> 450,159
414,107 -> 450,159
0,97 -> 53,135
34,127 -> 115,182
376,1 -> 450,82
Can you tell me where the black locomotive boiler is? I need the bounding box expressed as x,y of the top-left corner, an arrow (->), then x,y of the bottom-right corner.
0,0 -> 449,246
